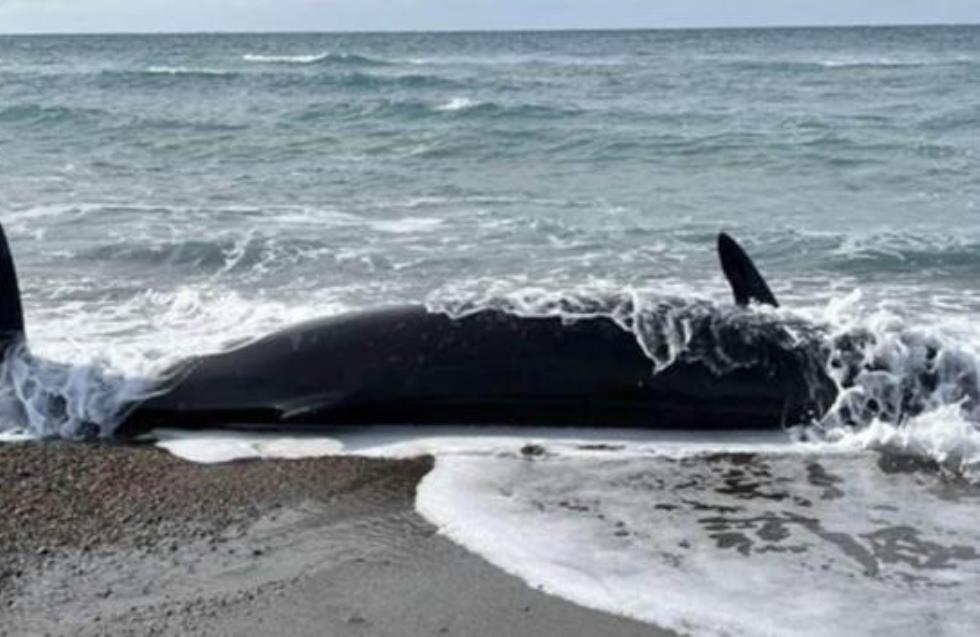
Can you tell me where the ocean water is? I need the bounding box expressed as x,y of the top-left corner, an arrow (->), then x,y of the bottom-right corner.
3,27 -> 980,430
4,26 -> 980,634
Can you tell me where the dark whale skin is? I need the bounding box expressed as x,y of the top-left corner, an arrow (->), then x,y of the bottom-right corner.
117,304 -> 835,436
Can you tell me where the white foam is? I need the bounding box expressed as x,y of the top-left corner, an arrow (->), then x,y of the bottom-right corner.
0,283 -> 349,438
417,451 -> 980,637
153,430 -> 343,464
0,428 -> 35,442
152,426 -> 796,463
436,97 -> 480,112
832,404 -> 980,479
368,217 -> 444,234
816,55 -> 973,69
818,57 -> 916,68
144,66 -> 235,77
0,343 -> 155,439
242,52 -> 329,64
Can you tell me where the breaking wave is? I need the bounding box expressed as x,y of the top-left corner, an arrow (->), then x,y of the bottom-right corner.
436,99 -> 584,119
817,57 -> 964,69
834,405 -> 980,479
242,51 -> 390,66
0,284 -> 341,439
826,231 -> 980,273
725,55 -> 975,73
79,235 -> 328,275
435,96 -> 480,112
143,66 -> 239,78
0,341 -> 157,439
428,283 -> 980,478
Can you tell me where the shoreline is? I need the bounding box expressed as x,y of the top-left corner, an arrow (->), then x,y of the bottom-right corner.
0,442 -> 673,636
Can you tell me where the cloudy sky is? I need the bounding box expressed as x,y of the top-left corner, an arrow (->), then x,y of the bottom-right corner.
1,0 -> 978,33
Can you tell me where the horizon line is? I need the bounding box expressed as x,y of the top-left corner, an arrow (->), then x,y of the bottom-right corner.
1,21 -> 979,37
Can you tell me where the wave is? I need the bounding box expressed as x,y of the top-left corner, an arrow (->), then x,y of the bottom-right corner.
433,97 -> 583,119
436,96 -> 480,112
826,231 -> 980,273
818,315 -> 979,433
818,57 -> 932,69
340,72 -> 460,90
0,284 -> 344,439
726,55 -> 974,73
464,102 -> 583,119
919,105 -> 980,133
831,404 -> 980,478
267,71 -> 462,92
0,342 -> 155,439
0,103 -> 107,126
98,68 -> 240,85
295,97 -> 582,123
819,54 -> 974,69
144,66 -> 238,78
242,51 -> 390,66
369,217 -> 444,234
79,235 -> 333,275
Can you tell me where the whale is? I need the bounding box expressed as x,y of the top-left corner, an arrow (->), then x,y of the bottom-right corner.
0,222 -> 839,437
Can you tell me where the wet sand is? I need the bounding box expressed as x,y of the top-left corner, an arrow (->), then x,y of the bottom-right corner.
0,442 -> 673,636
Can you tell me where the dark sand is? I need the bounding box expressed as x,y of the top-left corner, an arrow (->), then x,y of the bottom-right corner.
0,442 -> 674,636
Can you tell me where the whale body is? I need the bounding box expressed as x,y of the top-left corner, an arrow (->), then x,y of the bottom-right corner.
0,223 -> 839,437
116,302 -> 835,436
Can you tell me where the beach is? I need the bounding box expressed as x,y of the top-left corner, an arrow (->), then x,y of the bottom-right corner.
0,442 -> 670,636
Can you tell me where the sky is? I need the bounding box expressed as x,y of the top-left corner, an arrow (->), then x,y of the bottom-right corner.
1,0 -> 979,34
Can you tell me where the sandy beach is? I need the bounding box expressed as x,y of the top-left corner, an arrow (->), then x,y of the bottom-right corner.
0,442 -> 672,636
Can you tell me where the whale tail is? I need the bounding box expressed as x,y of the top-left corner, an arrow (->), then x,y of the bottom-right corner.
717,233 -> 779,308
0,222 -> 25,354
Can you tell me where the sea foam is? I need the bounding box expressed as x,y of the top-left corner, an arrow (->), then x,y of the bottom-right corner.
435,97 -> 480,112
242,52 -> 388,66
149,424 -> 980,636
417,450 -> 980,637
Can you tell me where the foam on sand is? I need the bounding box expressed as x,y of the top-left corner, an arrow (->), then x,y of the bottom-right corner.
153,429 -> 343,463
417,450 -> 980,637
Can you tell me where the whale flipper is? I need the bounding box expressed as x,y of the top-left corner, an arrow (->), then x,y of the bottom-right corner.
0,222 -> 25,348
276,392 -> 346,420
717,233 -> 778,308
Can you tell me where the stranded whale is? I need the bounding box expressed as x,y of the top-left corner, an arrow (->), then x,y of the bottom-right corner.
0,223 -> 840,436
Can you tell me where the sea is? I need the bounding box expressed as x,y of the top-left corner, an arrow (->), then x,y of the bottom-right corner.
3,26 -> 980,635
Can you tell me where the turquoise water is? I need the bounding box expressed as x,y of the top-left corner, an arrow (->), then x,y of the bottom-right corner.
3,28 -> 980,301
2,27 -> 980,436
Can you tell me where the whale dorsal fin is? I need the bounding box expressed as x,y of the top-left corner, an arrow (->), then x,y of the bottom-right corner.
717,232 -> 779,308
